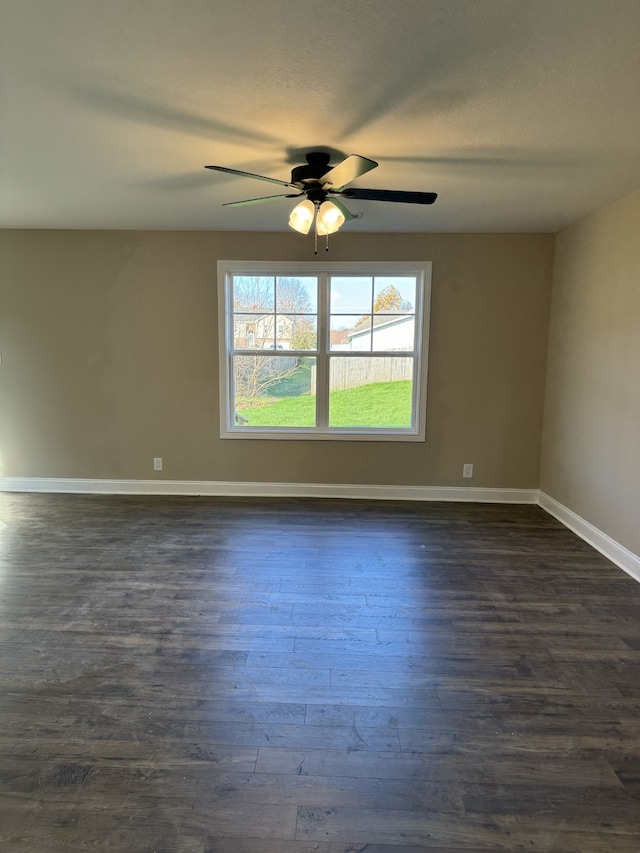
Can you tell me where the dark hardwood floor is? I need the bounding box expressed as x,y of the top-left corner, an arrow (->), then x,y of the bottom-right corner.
1,493 -> 639,852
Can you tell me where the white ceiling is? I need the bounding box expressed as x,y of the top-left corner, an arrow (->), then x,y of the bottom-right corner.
2,0 -> 640,233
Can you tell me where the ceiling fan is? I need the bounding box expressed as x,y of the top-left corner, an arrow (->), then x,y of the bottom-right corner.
204,152 -> 437,249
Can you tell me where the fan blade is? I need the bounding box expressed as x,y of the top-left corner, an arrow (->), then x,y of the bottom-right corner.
328,198 -> 356,221
223,193 -> 302,208
339,188 -> 437,204
320,155 -> 378,190
205,164 -> 295,188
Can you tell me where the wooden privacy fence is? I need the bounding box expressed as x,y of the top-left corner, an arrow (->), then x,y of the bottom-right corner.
311,356 -> 412,393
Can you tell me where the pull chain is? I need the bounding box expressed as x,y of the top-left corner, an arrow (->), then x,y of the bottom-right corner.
313,200 -> 320,255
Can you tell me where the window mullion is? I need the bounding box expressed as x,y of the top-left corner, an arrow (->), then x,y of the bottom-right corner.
315,272 -> 330,428
410,271 -> 423,432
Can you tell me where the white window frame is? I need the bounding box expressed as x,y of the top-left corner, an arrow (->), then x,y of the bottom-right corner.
217,260 -> 431,441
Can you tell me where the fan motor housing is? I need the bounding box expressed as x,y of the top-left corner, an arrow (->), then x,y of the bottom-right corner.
290,152 -> 332,185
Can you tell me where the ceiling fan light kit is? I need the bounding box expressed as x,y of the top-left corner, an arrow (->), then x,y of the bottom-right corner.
316,200 -> 345,235
288,199 -> 315,235
205,152 -> 437,252
288,198 -> 347,253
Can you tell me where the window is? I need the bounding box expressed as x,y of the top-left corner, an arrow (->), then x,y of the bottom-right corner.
218,261 -> 431,441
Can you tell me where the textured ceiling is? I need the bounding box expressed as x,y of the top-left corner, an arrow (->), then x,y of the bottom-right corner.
2,0 -> 640,232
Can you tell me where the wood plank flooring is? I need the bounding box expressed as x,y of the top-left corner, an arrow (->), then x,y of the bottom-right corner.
1,493 -> 639,852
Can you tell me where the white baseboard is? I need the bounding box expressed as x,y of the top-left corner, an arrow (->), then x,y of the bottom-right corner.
538,491 -> 640,583
0,477 -> 537,504
2,477 -> 638,582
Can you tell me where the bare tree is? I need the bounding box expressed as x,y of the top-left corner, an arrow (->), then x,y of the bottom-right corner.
234,355 -> 295,401
276,277 -> 314,313
233,276 -> 275,314
233,276 -> 313,315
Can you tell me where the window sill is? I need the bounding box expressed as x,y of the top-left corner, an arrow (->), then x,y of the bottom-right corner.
220,427 -> 426,442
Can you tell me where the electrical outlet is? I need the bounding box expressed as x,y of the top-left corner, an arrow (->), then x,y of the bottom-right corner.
463,463 -> 474,478
153,457 -> 163,471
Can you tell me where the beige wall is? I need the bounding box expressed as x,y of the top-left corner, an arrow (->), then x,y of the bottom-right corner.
0,230 -> 553,487
540,190 -> 640,555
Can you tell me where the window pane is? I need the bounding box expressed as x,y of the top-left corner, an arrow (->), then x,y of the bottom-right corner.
276,277 -> 318,313
371,315 -> 415,351
233,314 -> 275,350
330,315 -> 371,351
328,357 -> 413,428
277,315 -> 317,350
233,276 -> 274,312
373,277 -> 416,314
330,277 -> 372,314
234,356 -> 316,428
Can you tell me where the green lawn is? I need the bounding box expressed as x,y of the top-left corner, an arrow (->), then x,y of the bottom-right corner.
268,360 -> 314,398
238,379 -> 412,428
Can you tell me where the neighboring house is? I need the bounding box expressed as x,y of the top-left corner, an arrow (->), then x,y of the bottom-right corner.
233,316 -> 414,352
330,329 -> 351,351
347,315 -> 414,351
234,314 -> 293,349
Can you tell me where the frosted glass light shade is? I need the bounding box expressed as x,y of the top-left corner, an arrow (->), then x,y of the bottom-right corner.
316,201 -> 345,235
288,199 -> 315,234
